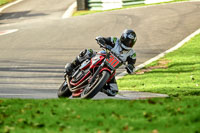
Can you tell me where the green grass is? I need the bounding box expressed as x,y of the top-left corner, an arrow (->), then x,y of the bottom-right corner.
73,0 -> 188,16
0,0 -> 15,6
118,34 -> 200,97
0,97 -> 200,133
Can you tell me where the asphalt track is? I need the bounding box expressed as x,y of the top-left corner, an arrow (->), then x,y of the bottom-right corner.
0,1 -> 200,99
0,0 -> 75,24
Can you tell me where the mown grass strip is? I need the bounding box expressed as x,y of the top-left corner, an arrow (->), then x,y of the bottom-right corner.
0,0 -> 15,6
0,97 -> 200,133
118,34 -> 200,97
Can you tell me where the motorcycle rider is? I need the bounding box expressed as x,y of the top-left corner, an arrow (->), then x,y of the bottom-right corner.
65,29 -> 137,96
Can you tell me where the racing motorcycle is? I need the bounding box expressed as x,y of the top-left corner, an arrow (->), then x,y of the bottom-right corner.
57,40 -> 130,99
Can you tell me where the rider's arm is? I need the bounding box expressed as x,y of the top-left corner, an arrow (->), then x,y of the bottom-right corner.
126,53 -> 136,74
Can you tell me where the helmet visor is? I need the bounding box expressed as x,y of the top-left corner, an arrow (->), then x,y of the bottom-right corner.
123,38 -> 134,48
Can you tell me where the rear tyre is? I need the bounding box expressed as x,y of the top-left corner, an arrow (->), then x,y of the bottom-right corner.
57,81 -> 72,98
81,71 -> 110,99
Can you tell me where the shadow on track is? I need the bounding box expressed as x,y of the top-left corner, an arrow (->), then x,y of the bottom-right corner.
0,11 -> 47,20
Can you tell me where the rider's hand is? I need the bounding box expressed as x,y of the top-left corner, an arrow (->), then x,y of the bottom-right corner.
95,36 -> 103,41
96,36 -> 106,46
125,64 -> 134,74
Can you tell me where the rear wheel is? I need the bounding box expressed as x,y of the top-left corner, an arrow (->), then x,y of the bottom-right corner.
81,71 -> 110,99
57,81 -> 72,98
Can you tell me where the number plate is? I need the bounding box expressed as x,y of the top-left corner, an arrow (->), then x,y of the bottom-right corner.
105,53 -> 122,70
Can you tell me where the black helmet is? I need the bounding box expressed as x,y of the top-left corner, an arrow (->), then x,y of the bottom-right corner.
120,29 -> 137,50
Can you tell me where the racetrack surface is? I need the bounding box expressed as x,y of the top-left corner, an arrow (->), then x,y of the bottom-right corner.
0,1 -> 200,99
0,0 -> 75,24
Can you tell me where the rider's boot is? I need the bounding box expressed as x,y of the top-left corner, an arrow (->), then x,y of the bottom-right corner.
65,58 -> 81,76
102,77 -> 118,96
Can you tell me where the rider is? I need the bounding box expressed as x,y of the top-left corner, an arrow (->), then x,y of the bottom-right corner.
65,29 -> 137,96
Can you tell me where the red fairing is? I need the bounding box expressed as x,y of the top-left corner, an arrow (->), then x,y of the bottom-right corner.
90,55 -> 104,69
70,71 -> 91,86
81,62 -> 91,70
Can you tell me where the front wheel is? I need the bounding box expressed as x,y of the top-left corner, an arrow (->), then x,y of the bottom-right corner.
81,71 -> 110,99
57,81 -> 72,98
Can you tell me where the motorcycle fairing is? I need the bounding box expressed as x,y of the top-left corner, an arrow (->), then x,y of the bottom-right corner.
69,50 -> 121,90
70,71 -> 91,86
70,54 -> 104,87
90,54 -> 104,69
79,59 -> 91,70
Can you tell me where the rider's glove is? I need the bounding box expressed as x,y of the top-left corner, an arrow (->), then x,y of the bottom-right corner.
96,36 -> 106,46
95,36 -> 103,41
125,64 -> 134,74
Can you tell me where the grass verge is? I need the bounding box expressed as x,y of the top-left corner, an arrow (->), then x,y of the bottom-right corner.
0,0 -> 15,7
0,97 -> 200,133
73,0 -> 188,16
0,34 -> 200,132
118,34 -> 200,97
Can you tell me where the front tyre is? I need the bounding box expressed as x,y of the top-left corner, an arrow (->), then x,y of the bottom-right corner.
57,81 -> 72,98
81,71 -> 110,99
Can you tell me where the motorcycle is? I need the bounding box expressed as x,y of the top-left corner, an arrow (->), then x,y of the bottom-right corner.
57,39 -> 130,99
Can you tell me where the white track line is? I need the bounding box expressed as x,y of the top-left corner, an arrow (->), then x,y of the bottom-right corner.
116,28 -> 200,80
0,0 -> 24,12
62,2 -> 77,19
0,29 -> 18,36
0,0 -> 22,35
